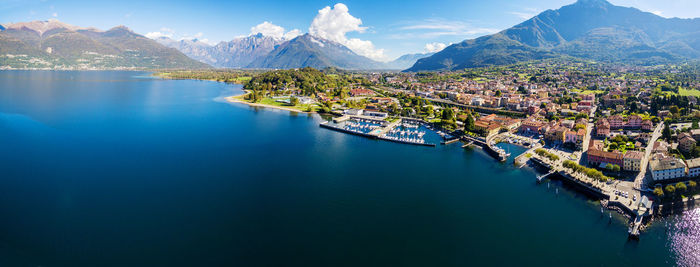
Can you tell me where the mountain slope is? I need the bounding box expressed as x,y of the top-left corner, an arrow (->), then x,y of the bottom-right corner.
386,52 -> 434,70
247,34 -> 386,70
0,20 -> 209,69
156,33 -> 283,68
408,0 -> 700,71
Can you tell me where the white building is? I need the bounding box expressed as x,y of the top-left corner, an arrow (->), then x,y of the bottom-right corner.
685,158 -> 700,178
648,157 -> 687,181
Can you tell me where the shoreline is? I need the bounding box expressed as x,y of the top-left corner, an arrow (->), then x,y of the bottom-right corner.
223,92 -> 316,114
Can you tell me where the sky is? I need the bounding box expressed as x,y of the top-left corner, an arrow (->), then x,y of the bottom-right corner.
1,0 -> 699,61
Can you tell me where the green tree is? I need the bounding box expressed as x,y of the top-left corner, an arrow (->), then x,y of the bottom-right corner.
662,124 -> 672,141
612,165 -> 621,172
464,113 -> 475,132
675,182 -> 687,193
290,96 -> 299,106
653,187 -> 664,198
665,184 -> 676,195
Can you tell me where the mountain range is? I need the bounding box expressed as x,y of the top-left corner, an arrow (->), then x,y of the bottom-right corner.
0,19 -> 208,69
4,0 -> 696,71
157,33 -> 431,70
407,0 -> 700,71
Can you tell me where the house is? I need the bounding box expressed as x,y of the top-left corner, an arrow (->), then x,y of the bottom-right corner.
641,119 -> 653,131
627,115 -> 642,129
649,156 -> 687,181
596,119 -> 610,137
364,110 -> 388,119
349,88 -> 375,97
652,141 -> 670,154
575,129 -> 586,150
344,109 -> 363,116
587,140 -> 623,167
691,129 -> 700,141
685,158 -> 700,177
520,119 -> 545,134
678,132 -> 696,154
608,115 -> 624,129
474,120 -> 501,137
565,130 -> 578,144
623,151 -> 644,172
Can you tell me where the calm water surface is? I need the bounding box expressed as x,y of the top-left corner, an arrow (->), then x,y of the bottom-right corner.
0,71 -> 697,266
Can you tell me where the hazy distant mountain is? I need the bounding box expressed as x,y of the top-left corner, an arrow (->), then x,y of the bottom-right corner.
209,33 -> 283,68
386,52 -> 434,70
155,37 -> 217,66
408,0 -> 700,71
0,20 -> 209,69
156,33 -> 283,68
248,33 -> 386,70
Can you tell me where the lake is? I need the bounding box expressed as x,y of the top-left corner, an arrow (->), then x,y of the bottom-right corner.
0,71 -> 697,266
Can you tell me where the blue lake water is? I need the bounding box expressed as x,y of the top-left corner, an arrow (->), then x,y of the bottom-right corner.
0,70 -> 697,266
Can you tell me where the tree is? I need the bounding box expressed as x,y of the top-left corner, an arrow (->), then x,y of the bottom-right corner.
441,108 -> 455,121
495,90 -> 502,97
653,187 -> 664,198
675,182 -> 687,193
693,120 -> 699,130
662,124 -> 672,141
665,184 -> 676,195
612,165 -> 621,172
464,113 -> 475,132
290,96 -> 300,106
689,181 -> 697,192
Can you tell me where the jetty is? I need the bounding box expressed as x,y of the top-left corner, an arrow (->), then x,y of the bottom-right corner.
320,118 -> 436,147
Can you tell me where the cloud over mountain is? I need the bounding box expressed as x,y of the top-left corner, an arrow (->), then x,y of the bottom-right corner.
250,21 -> 301,40
309,3 -> 386,61
425,42 -> 447,53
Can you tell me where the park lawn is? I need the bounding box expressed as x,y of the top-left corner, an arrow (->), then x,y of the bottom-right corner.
678,87 -> 700,97
233,76 -> 252,83
258,97 -> 319,112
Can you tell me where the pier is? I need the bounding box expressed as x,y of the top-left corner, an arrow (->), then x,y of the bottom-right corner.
319,118 -> 436,147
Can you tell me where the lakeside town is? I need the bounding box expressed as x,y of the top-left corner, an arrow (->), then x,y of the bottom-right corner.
159,59 -> 700,238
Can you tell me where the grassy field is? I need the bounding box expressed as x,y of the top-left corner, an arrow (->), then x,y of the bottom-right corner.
571,88 -> 605,95
679,87 -> 700,97
256,98 -> 319,112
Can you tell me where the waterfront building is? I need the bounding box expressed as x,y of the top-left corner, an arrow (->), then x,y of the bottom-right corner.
649,156 -> 687,181
364,110 -> 388,119
344,109 -> 363,116
587,140 -> 623,167
520,119 -> 545,134
623,151 -> 644,172
686,158 -> 700,177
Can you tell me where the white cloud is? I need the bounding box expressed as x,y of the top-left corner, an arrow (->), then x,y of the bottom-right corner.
52,12 -> 57,17
508,7 -> 542,20
425,42 -> 447,53
283,29 -> 302,40
250,21 -> 301,40
145,31 -> 173,39
391,19 -> 498,39
309,3 -> 387,61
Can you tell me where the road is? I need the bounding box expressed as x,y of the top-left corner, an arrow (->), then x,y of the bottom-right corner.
634,121 -> 664,190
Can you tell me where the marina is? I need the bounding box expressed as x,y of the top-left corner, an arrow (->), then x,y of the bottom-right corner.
320,117 -> 437,147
